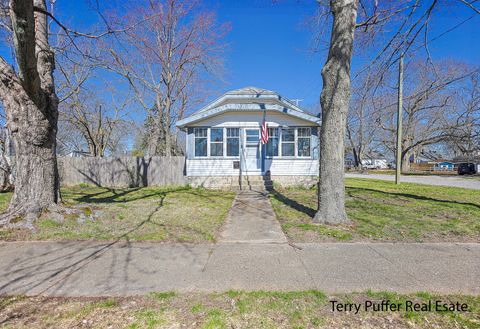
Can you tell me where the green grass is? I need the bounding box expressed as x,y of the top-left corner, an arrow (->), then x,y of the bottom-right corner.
269,178 -> 480,242
0,185 -> 235,243
1,291 -> 478,329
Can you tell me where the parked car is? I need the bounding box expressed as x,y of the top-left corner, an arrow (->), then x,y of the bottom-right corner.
458,163 -> 477,175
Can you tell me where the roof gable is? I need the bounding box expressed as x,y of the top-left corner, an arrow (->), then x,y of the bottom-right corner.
176,87 -> 320,128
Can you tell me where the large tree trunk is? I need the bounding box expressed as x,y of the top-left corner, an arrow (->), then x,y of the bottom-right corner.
165,98 -> 172,156
314,0 -> 357,224
0,0 -> 60,225
401,151 -> 411,172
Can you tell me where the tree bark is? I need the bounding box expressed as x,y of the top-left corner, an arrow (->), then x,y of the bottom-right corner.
401,151 -> 411,172
0,0 -> 60,224
314,0 -> 357,224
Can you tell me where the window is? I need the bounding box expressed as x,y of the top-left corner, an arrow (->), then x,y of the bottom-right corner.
246,129 -> 259,143
281,128 -> 295,156
266,128 -> 279,157
226,128 -> 239,156
194,128 -> 207,157
210,128 -> 223,156
297,127 -> 311,157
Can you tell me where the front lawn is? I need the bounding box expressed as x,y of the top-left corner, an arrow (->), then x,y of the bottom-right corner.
270,178 -> 480,242
0,186 -> 235,243
1,291 -> 478,328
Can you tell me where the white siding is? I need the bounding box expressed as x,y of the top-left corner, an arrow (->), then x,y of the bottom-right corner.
266,159 -> 318,176
187,158 -> 318,176
187,158 -> 240,176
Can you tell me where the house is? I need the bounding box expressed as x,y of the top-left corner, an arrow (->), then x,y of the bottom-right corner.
434,161 -> 455,171
176,87 -> 320,188
361,158 -> 389,170
344,151 -> 389,170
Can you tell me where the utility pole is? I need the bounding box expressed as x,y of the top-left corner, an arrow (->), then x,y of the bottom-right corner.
395,54 -> 404,185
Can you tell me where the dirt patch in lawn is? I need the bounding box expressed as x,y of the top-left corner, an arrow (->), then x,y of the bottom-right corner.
1,291 -> 478,329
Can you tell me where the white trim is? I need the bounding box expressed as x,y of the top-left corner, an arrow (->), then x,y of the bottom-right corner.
177,103 -> 320,128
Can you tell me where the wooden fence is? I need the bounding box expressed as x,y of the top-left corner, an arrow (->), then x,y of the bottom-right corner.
58,156 -> 187,188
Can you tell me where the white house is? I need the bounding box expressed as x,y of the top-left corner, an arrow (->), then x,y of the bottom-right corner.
176,87 -> 320,188
361,158 -> 389,170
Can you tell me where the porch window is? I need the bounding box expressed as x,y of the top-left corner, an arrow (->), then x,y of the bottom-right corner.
226,128 -> 239,156
210,128 -> 224,156
297,127 -> 311,157
266,128 -> 279,157
281,128 -> 295,156
194,128 -> 207,157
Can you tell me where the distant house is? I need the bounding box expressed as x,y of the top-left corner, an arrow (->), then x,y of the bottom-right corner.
361,158 -> 388,170
361,152 -> 389,169
434,161 -> 455,171
176,87 -> 320,188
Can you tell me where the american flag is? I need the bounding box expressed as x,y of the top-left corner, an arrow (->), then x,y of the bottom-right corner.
261,111 -> 268,144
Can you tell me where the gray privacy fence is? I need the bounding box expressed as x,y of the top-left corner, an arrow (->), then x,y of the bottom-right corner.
58,156 -> 187,188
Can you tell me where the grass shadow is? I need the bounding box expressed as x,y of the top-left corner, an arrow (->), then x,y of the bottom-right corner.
71,186 -> 192,204
346,187 -> 480,210
269,188 -> 316,218
270,184 -> 480,219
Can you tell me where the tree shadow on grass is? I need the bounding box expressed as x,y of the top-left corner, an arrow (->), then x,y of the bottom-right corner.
269,185 -> 480,219
346,187 -> 480,210
269,189 -> 316,218
68,186 -> 233,206
0,187 -> 223,298
71,186 -> 188,204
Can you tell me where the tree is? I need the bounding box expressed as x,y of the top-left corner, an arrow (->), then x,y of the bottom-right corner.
106,0 -> 228,156
447,73 -> 480,158
57,61 -> 132,157
0,125 -> 13,192
346,69 -> 383,169
313,0 -> 478,223
376,61 -> 474,171
0,0 -> 60,226
314,0 -> 358,224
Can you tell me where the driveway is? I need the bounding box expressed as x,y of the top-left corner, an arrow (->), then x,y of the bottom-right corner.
346,173 -> 480,190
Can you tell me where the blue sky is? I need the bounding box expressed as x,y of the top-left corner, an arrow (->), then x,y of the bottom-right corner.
1,0 -> 479,113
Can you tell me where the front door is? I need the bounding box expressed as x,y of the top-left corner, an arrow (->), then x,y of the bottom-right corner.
243,129 -> 261,174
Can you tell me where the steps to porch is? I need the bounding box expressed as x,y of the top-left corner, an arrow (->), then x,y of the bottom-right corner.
188,175 -> 274,191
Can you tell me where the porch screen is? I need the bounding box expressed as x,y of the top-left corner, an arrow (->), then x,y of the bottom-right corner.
227,128 -> 239,156
281,128 -> 295,156
297,128 -> 311,157
266,128 -> 279,156
210,128 -> 224,156
194,128 -> 207,157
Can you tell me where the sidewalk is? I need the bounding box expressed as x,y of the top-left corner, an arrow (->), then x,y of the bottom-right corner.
0,241 -> 478,296
219,191 -> 287,243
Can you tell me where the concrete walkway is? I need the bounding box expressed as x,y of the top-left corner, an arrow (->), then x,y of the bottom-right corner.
219,191 -> 287,243
0,241 -> 478,296
346,173 -> 480,190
